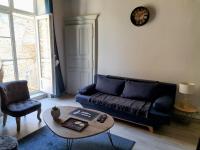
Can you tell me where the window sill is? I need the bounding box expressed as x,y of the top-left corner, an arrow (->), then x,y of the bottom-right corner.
30,92 -> 47,100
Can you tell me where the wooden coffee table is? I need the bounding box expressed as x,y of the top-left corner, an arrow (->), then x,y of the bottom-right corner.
43,106 -> 115,150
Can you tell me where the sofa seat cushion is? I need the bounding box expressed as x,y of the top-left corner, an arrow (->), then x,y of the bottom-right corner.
89,92 -> 151,118
7,100 -> 41,117
95,75 -> 124,96
121,81 -> 157,101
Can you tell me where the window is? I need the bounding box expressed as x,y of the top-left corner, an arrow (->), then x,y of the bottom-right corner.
36,15 -> 55,94
13,13 -> 39,91
13,0 -> 34,12
0,0 -> 55,94
0,0 -> 39,92
0,0 -> 9,6
0,12 -> 15,82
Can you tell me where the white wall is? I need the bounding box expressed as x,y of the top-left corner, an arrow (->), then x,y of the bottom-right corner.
64,0 -> 200,109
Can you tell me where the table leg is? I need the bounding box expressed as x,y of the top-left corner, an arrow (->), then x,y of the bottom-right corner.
66,138 -> 73,150
107,130 -> 117,150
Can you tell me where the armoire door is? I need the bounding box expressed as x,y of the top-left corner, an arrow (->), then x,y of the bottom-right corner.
65,23 -> 93,94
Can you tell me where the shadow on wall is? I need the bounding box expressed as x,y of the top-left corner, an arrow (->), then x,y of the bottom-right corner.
67,0 -> 88,16
146,5 -> 156,23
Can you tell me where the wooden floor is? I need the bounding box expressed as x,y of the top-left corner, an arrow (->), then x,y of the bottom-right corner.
0,95 -> 199,150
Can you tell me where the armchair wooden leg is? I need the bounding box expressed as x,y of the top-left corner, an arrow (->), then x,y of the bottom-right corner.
37,108 -> 42,122
16,117 -> 20,132
3,113 -> 7,127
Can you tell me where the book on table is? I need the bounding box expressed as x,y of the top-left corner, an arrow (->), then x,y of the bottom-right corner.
69,108 -> 99,121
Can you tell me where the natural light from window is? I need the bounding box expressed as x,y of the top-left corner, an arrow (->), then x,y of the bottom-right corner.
0,0 -> 39,92
0,0 -> 9,6
13,0 -> 34,12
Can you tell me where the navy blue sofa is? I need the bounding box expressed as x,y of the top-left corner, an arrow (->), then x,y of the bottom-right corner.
76,74 -> 177,131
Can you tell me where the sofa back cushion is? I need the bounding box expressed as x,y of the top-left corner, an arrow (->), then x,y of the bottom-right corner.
121,81 -> 157,101
95,75 -> 124,96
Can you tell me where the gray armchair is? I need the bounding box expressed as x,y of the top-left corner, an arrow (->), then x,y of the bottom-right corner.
0,80 -> 41,132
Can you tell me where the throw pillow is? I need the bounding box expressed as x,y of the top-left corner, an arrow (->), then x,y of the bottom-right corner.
121,81 -> 157,101
95,75 -> 125,96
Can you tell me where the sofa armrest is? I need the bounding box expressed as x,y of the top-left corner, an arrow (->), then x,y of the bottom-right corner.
152,96 -> 173,113
78,84 -> 97,95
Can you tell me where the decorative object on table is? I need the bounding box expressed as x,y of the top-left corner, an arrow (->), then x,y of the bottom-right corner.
62,118 -> 88,132
130,6 -> 150,26
0,59 -> 4,82
70,108 -> 99,121
18,126 -> 135,150
0,80 -> 41,132
97,114 -> 107,123
0,136 -> 18,150
178,82 -> 196,108
51,106 -> 60,121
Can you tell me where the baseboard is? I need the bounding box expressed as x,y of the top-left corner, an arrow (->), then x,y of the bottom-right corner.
31,92 -> 48,100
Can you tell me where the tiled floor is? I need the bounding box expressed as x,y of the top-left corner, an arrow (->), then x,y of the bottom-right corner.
0,95 -> 199,150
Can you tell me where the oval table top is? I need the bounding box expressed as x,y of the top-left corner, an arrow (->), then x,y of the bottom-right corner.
43,106 -> 114,139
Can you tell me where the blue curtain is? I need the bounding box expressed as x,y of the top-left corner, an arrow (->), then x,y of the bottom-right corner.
37,0 -> 65,97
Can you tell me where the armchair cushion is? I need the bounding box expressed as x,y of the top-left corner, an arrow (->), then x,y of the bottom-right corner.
95,75 -> 124,96
7,100 -> 41,117
79,84 -> 96,95
152,96 -> 173,113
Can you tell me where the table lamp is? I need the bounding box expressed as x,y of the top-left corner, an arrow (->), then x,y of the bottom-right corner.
179,82 -> 195,108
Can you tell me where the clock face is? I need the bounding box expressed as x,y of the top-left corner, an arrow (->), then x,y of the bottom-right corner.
130,6 -> 150,26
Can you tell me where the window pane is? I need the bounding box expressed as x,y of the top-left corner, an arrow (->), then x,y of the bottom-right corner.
14,0 -> 34,12
38,18 -> 51,79
13,13 -> 36,59
2,61 -> 15,82
41,59 -> 51,79
0,0 -> 9,6
38,18 -> 50,59
0,13 -> 10,37
13,13 -> 39,91
0,38 -> 13,60
18,59 -> 39,92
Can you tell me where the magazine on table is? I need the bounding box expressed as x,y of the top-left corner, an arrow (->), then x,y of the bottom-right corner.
69,108 -> 99,121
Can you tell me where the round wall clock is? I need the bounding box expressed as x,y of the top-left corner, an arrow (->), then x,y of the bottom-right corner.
130,6 -> 150,26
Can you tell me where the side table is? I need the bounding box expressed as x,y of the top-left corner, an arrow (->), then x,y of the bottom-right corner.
174,102 -> 198,124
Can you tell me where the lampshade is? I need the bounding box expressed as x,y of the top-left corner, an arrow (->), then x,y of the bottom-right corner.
179,82 -> 195,94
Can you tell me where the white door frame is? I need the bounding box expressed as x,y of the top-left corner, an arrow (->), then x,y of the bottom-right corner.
64,14 -> 99,87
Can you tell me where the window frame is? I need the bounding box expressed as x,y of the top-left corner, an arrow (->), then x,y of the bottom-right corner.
0,0 -> 37,82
